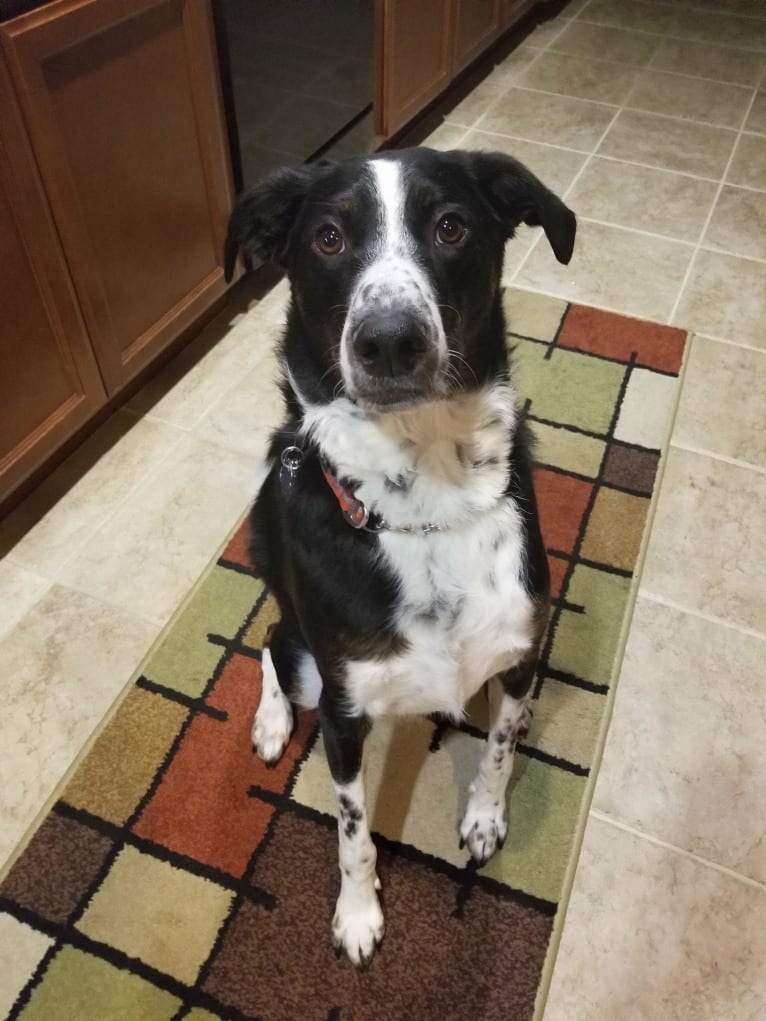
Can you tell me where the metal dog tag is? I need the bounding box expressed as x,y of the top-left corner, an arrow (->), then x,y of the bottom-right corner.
280,446 -> 304,492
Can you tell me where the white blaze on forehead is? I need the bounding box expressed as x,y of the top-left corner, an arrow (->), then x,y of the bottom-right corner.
370,158 -> 409,254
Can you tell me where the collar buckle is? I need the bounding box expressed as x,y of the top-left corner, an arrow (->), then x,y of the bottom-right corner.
343,497 -> 370,529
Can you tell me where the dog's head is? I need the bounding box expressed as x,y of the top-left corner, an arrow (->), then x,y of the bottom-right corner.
225,148 -> 575,412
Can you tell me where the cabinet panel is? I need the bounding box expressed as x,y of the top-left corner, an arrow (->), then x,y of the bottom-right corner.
452,0 -> 501,76
0,0 -> 234,395
376,0 -> 453,138
0,53 -> 106,503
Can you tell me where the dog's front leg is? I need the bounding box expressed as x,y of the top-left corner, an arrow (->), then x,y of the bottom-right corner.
320,694 -> 383,967
460,651 -> 537,865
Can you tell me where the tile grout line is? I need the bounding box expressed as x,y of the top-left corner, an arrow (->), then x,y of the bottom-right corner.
578,215 -> 766,266
46,476 -> 255,629
0,418 -> 190,586
45,576 -> 166,631
464,39 -> 553,137
552,41 -> 764,90
692,331 -> 766,355
669,439 -> 766,477
576,216 -> 696,250
123,309 -> 287,433
49,383 -> 270,587
667,82 -> 762,326
638,588 -> 766,643
589,809 -> 766,892
576,15 -> 766,53
509,102 -> 626,285
502,281 -> 659,324
600,153 -> 766,189
455,120 -> 766,192
44,429 -> 192,583
0,567 -> 53,646
506,82 -> 759,136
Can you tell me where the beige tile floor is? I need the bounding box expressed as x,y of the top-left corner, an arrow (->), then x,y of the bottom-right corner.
1,0 -> 764,1016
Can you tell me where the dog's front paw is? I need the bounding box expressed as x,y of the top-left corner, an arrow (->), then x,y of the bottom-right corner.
459,794 -> 508,866
251,692 -> 293,766
332,887 -> 384,968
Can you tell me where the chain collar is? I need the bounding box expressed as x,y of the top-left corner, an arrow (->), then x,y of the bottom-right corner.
319,456 -> 443,534
281,445 -> 506,536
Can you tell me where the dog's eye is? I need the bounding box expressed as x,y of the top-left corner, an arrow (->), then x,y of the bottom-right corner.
435,215 -> 467,246
315,225 -> 344,256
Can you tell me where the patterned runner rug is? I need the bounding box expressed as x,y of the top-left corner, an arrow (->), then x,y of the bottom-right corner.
0,290 -> 688,1021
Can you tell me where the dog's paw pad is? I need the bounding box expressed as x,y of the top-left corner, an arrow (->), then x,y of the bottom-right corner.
251,695 -> 293,766
332,892 -> 384,968
459,797 -> 507,866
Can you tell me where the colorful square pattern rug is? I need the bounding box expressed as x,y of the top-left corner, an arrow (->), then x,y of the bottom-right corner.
0,290 -> 688,1021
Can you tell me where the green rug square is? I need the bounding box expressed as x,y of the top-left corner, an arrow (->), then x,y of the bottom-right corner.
20,946 -> 179,1021
513,339 -> 625,435
503,288 -> 568,342
549,564 -> 631,687
479,757 -> 586,904
533,421 -> 605,478
143,565 -> 262,698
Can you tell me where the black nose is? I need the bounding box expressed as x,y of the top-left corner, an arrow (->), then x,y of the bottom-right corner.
352,315 -> 429,378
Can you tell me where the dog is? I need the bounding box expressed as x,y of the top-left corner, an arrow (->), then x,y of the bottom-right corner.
224,146 -> 576,967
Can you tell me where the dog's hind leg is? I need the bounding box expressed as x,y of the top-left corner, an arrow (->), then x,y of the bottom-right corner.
320,693 -> 383,968
252,619 -> 297,765
459,649 -> 537,865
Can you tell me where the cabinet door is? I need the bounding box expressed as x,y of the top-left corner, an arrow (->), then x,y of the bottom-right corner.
0,53 -> 106,505
452,0 -> 502,76
375,0 -> 453,138
0,0 -> 234,396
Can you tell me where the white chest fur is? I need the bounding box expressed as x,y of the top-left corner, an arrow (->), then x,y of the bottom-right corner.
347,504 -> 535,719
302,383 -> 537,719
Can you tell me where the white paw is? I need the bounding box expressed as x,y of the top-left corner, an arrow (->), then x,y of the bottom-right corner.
459,792 -> 508,866
332,887 -> 384,968
251,692 -> 293,766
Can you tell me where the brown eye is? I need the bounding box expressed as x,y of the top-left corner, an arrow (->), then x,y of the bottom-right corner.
315,225 -> 344,256
435,215 -> 467,246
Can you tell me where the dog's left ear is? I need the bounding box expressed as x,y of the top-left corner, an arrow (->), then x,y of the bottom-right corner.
224,161 -> 335,280
467,151 -> 577,265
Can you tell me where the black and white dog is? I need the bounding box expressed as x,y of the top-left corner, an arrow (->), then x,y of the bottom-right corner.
224,147 -> 576,966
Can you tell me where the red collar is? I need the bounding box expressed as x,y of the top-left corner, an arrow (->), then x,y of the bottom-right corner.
321,458 -> 450,535
281,445 -> 447,534
321,460 -> 384,531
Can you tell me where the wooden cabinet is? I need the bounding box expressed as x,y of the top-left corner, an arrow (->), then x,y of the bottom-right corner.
451,0 -> 502,76
0,51 -> 106,500
375,0 -> 452,141
0,0 -> 234,505
376,0 -> 536,138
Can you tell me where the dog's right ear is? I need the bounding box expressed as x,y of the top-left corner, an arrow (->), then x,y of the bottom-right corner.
224,162 -> 333,280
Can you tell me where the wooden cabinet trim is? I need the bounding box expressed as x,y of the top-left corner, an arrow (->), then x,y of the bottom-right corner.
376,0 -> 538,141
377,0 -> 454,138
0,0 -> 233,395
450,0 -> 503,77
0,48 -> 106,500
